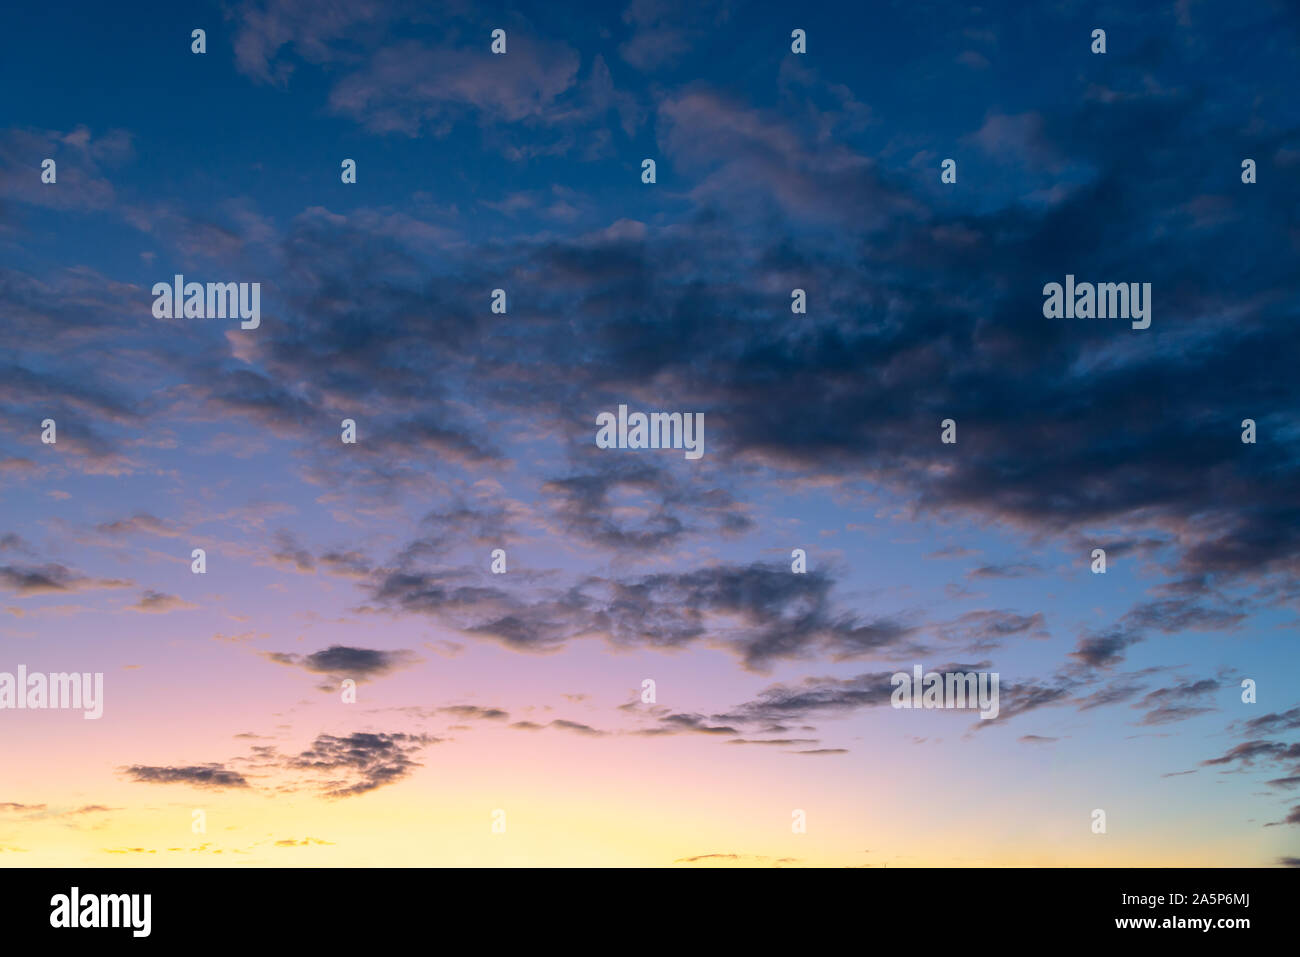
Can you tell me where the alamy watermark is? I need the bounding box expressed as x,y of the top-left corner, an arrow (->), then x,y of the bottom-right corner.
152,274 -> 260,329
0,666 -> 103,719
1042,274 -> 1151,330
50,888 -> 150,937
595,404 -> 704,459
891,664 -> 999,720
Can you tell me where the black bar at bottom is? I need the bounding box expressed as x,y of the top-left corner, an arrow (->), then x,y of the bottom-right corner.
0,866 -> 1286,943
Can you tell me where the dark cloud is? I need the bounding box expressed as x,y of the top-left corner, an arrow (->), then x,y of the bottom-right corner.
1138,705 -> 1215,727
1135,678 -> 1220,725
547,719 -> 606,737
715,671 -> 899,726
395,505 -> 516,563
1237,707 -> 1300,736
1071,598 -> 1246,669
976,677 -> 1075,727
264,531 -> 374,578
269,529 -> 316,572
595,564 -> 919,670
95,513 -> 178,538
4,16 -> 1299,618
367,560 -> 919,670
128,590 -> 198,614
0,562 -> 131,596
285,732 -> 436,797
262,645 -> 419,687
968,563 -> 1042,580
0,533 -> 31,552
1201,741 -> 1300,768
542,458 -> 751,551
437,705 -> 509,721
940,610 -> 1048,651
707,661 -> 1076,734
727,738 -> 819,747
1070,631 -> 1142,669
506,718 -> 606,736
1075,679 -> 1148,711
926,545 -> 978,559
121,764 -> 251,789
652,713 -> 738,736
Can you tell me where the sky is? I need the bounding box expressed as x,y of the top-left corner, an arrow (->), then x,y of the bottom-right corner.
1,0 -> 1298,867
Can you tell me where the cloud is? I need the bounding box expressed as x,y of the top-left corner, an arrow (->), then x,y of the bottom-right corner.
43,69 -> 1288,647
230,2 -> 638,154
0,125 -> 132,211
618,0 -> 728,70
1132,678 -> 1220,725
673,852 -> 801,866
328,36 -> 581,136
509,718 -> 607,737
727,738 -> 819,747
1236,707 -> 1300,736
547,719 -> 606,736
262,645 -> 420,687
230,0 -> 397,85
121,764 -> 251,789
715,671 -> 899,726
541,459 -> 752,550
1070,631 -> 1142,669
285,732 -> 437,797
940,610 -> 1049,650
0,562 -> 132,596
128,590 -> 199,614
393,504 -> 517,562
968,562 -> 1042,580
976,677 -> 1075,727
1201,741 -> 1300,768
95,513 -> 179,538
438,705 -> 509,721
966,112 -> 1061,171
367,558 -> 919,670
1070,598 -> 1245,669
269,529 -> 316,572
265,531 -> 374,578
0,533 -> 32,553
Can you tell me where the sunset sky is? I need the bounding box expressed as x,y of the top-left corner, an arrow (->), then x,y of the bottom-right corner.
1,0 -> 1298,867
